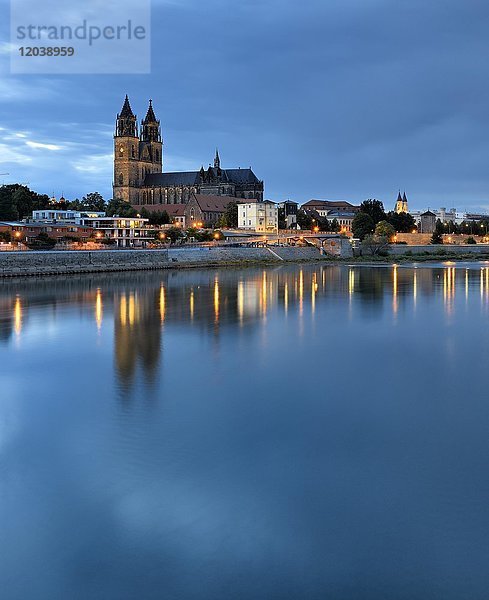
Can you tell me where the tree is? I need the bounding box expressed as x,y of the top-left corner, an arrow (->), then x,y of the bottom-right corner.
106,198 -> 138,217
435,219 -> 445,234
12,187 -> 34,219
165,226 -> 184,243
330,218 -> 340,233
360,199 -> 386,224
82,192 -> 106,211
67,198 -> 85,211
0,187 -> 19,220
375,220 -> 395,240
362,234 -> 390,256
296,209 -> 312,230
352,212 -> 375,240
223,202 -> 238,228
386,211 -> 416,233
319,218 -> 331,232
140,207 -> 170,225
278,207 -> 286,230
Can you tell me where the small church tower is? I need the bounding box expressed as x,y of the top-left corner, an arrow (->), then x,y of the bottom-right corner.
395,191 -> 409,214
113,95 -> 141,204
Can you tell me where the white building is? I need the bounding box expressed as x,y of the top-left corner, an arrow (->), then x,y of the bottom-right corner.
238,200 -> 278,233
323,210 -> 357,233
30,210 -> 154,247
32,209 -> 106,223
409,207 -> 486,225
77,216 -> 153,247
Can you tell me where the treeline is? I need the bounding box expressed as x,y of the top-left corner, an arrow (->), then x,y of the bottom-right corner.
293,199 -> 416,236
0,185 -> 52,220
0,186 -> 171,225
351,199 -> 417,240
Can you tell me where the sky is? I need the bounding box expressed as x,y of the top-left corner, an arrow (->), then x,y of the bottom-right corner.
1,0 -> 489,212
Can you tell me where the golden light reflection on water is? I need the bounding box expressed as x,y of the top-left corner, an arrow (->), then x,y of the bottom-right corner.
299,269 -> 304,317
238,281 -> 244,324
443,267 -> 455,315
392,265 -> 398,315
160,285 -> 166,323
95,288 -> 103,331
128,293 -> 137,326
480,268 -> 489,303
214,277 -> 220,322
14,296 -> 22,336
261,271 -> 267,316
311,272 -> 317,315
10,264 -> 489,354
413,269 -> 417,307
119,295 -> 127,326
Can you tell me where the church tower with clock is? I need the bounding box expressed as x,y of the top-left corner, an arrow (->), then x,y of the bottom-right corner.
113,95 -> 162,204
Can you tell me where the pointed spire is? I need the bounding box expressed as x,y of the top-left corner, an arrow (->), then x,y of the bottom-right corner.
143,99 -> 157,124
397,191 -> 402,202
120,94 -> 134,118
214,148 -> 221,169
403,191 -> 408,202
140,99 -> 161,143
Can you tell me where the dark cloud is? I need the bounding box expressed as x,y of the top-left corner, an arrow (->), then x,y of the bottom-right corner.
1,0 -> 489,210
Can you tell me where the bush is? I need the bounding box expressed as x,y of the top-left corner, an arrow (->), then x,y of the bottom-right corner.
466,236 -> 477,244
430,230 -> 443,245
25,232 -> 56,250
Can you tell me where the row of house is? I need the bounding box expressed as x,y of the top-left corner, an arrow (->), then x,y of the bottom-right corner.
0,212 -> 154,248
0,197 -> 362,248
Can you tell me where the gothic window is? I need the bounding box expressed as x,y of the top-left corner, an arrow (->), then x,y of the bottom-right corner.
118,174 -> 123,185
155,150 -> 159,161
131,145 -> 135,158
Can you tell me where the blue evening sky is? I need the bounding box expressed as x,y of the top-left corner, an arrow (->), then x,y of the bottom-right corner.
1,0 -> 489,212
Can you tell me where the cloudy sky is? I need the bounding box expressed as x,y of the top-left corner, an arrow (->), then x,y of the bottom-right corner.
1,0 -> 489,212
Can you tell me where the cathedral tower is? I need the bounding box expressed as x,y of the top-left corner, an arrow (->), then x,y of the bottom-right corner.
113,95 -> 141,203
139,100 -> 163,178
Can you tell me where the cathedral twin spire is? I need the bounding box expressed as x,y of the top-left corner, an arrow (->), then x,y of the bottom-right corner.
116,95 -> 160,142
395,190 -> 409,213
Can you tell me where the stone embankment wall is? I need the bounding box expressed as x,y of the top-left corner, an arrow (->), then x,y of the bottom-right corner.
396,233 -> 486,245
387,244 -> 489,256
0,246 -> 324,277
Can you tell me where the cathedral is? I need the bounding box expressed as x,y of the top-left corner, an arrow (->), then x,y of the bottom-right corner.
113,96 -> 264,206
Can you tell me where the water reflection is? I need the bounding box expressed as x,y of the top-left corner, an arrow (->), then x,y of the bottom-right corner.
3,263 -> 489,600
1,264 -> 489,387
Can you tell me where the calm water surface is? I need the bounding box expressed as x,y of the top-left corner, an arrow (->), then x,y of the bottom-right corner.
1,263 -> 489,599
